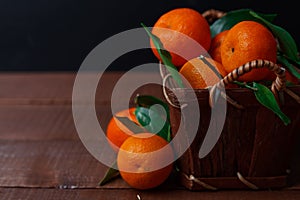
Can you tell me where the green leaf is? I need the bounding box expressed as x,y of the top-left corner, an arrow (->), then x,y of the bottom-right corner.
166,125 -> 172,143
141,23 -> 184,88
210,9 -> 277,37
135,107 -> 151,125
134,95 -> 172,142
249,11 -> 300,63
99,161 -> 120,186
199,55 -> 223,79
134,95 -> 170,121
252,82 -> 291,125
233,81 -> 258,91
115,116 -> 146,134
277,54 -> 300,79
135,106 -> 171,142
280,53 -> 300,68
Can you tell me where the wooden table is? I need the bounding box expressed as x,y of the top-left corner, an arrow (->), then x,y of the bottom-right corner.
0,72 -> 300,200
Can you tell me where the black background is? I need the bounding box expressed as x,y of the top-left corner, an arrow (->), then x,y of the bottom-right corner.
1,0 -> 298,71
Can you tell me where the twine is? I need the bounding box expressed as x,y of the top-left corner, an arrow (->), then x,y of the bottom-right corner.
182,172 -> 260,190
182,173 -> 217,190
237,172 -> 259,190
209,60 -> 287,107
161,65 -> 245,109
162,73 -> 181,108
285,88 -> 300,104
162,59 -> 300,110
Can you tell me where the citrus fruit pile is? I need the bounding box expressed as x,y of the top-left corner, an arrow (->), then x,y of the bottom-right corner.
104,106 -> 174,190
100,7 -> 300,191
149,7 -> 300,89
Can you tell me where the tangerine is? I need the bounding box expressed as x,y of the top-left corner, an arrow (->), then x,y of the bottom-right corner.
150,8 -> 211,68
209,30 -> 229,64
117,133 -> 174,190
179,56 -> 227,89
220,20 -> 277,82
106,108 -> 138,152
286,70 -> 299,85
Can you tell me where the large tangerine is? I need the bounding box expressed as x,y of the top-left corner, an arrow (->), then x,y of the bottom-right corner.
150,8 -> 211,68
221,21 -> 277,82
117,133 -> 174,190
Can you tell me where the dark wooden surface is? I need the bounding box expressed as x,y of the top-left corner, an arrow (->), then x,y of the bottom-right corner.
0,72 -> 300,200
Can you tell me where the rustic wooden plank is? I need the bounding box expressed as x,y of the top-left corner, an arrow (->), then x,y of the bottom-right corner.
54,189 -> 300,200
0,104 -> 131,141
0,72 -> 164,105
0,72 -> 299,199
1,188 -> 300,200
0,139 -> 107,188
0,105 -> 78,140
0,70 -> 164,139
0,134 -> 298,190
0,138 -> 180,189
0,72 -> 76,100
0,136 -> 298,190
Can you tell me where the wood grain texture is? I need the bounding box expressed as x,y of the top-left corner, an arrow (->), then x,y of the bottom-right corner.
0,72 -> 299,199
1,188 -> 300,200
165,84 -> 300,190
0,72 -> 164,104
0,140 -> 102,188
